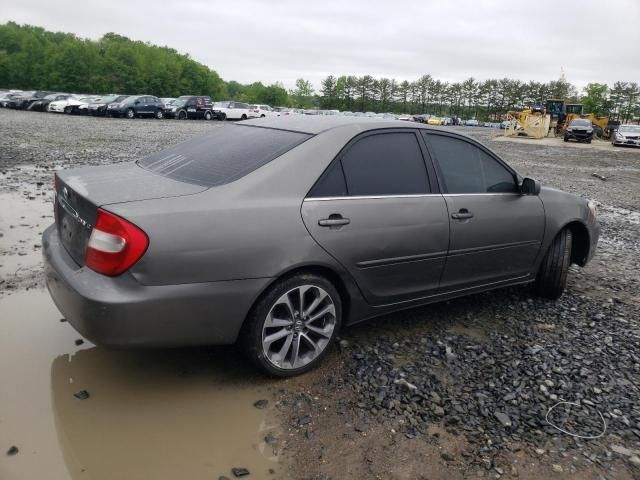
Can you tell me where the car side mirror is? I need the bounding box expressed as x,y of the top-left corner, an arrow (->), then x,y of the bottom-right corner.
134,101 -> 140,105
520,177 -> 541,195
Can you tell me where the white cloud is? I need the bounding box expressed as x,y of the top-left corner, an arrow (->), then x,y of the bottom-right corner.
1,0 -> 639,90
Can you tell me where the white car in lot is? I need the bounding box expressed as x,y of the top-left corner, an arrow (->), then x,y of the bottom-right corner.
212,101 -> 251,120
248,104 -> 278,118
48,96 -> 96,114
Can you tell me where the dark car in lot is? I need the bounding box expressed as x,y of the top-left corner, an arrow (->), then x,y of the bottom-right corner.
43,117 -> 599,377
106,95 -> 164,119
28,93 -> 70,112
164,95 -> 214,120
8,90 -> 52,109
88,95 -> 130,116
564,119 -> 594,143
0,92 -> 23,108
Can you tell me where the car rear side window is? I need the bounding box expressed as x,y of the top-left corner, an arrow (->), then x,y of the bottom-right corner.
308,161 -> 347,197
339,132 -> 430,196
138,125 -> 311,187
425,134 -> 517,194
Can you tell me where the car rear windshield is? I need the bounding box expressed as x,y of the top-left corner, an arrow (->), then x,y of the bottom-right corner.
138,125 -> 312,187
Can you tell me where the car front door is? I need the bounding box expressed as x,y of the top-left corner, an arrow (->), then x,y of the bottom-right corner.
186,98 -> 197,118
302,130 -> 449,305
423,132 -> 545,290
133,97 -> 145,114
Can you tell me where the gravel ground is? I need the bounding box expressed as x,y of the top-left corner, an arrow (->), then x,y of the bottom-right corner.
1,109 -> 639,479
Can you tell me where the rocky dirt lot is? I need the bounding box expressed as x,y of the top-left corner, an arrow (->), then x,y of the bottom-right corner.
1,109 -> 639,480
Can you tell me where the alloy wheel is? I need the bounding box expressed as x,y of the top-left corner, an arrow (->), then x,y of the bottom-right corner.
261,285 -> 336,370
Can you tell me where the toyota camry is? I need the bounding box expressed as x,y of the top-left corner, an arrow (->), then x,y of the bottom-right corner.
43,117 -> 599,376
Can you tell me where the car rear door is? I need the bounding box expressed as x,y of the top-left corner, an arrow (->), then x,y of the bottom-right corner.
186,97 -> 197,118
302,130 -> 449,305
423,132 -> 545,290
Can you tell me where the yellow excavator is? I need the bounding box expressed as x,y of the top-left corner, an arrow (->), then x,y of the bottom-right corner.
504,99 -> 614,139
503,107 -> 550,139
553,102 -> 612,138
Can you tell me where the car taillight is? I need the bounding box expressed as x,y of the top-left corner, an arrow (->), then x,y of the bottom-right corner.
85,208 -> 149,276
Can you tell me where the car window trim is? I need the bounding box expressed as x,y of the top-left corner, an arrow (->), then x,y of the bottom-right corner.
421,131 -> 520,194
305,128 -> 438,199
304,193 -> 443,202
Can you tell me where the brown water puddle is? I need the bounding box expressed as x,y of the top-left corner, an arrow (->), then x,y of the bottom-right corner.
0,192 -> 53,278
0,290 -> 281,480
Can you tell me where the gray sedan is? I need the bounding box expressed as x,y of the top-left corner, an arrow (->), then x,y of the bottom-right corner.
43,117 -> 599,376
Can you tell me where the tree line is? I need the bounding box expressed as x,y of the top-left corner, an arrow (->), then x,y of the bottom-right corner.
1,22 -> 638,122
309,75 -> 639,122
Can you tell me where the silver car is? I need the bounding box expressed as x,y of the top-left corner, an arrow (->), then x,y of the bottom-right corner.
43,117 -> 599,376
612,124 -> 640,147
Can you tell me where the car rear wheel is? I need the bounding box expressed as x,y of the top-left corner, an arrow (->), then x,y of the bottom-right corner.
155,109 -> 163,119
534,228 -> 572,300
126,108 -> 135,119
241,114 -> 247,120
204,111 -> 212,121
240,273 -> 342,377
178,110 -> 187,120
64,106 -> 72,114
563,136 -> 568,142
219,113 -> 226,121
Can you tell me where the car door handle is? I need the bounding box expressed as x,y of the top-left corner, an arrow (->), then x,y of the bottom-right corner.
451,209 -> 474,220
318,215 -> 350,227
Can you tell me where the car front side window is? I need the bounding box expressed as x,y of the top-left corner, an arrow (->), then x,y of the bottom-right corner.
425,133 -> 517,194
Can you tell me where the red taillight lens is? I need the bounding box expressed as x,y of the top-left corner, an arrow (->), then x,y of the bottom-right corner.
84,208 -> 149,276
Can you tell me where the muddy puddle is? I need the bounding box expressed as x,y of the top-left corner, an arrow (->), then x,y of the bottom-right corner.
0,191 -> 52,279
0,290 -> 282,480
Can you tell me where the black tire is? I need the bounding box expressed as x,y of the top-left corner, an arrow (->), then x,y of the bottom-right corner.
64,106 -> 72,114
563,136 -> 568,142
586,139 -> 592,144
155,109 -> 163,119
178,110 -> 187,120
219,112 -> 226,121
260,114 -> 266,118
126,108 -> 135,119
239,273 -> 342,377
204,110 -> 212,121
241,114 -> 247,120
534,228 -> 572,299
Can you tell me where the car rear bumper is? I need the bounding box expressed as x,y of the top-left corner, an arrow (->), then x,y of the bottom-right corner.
42,225 -> 270,348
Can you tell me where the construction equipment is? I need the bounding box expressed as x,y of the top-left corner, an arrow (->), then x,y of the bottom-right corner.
548,100 -> 613,138
503,108 -> 551,139
504,99 -> 614,140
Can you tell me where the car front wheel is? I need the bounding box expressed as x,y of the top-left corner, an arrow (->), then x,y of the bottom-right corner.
240,273 -> 342,377
204,111 -> 212,120
534,228 -> 572,299
126,108 -> 135,119
155,109 -> 163,119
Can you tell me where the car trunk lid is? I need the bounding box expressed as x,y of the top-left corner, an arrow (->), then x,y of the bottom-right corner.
55,163 -> 206,266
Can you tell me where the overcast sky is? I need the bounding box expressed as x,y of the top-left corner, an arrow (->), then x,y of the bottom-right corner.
2,0 -> 639,91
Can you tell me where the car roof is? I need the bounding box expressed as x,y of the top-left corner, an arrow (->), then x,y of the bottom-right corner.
244,115 -> 444,135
